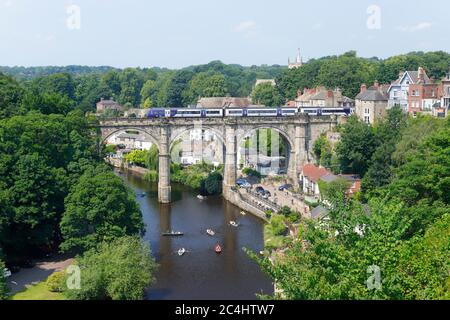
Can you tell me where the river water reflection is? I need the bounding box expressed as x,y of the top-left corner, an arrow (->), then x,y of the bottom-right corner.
118,171 -> 274,300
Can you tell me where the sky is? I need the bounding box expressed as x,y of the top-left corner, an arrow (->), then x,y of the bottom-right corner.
0,0 -> 449,69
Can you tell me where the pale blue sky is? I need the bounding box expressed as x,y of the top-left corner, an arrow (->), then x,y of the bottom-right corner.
1,0 -> 448,68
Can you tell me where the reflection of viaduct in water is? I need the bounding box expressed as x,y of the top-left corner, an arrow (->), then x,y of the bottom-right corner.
98,115 -> 338,204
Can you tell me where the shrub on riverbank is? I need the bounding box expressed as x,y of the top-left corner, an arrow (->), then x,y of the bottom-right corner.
46,271 -> 67,293
0,259 -> 9,300
144,170 -> 158,182
65,237 -> 157,300
171,162 -> 224,195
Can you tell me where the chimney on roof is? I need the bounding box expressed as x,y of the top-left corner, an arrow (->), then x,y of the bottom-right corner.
360,84 -> 367,93
297,89 -> 302,97
100,97 -> 104,101
373,80 -> 379,89
399,71 -> 404,79
418,67 -> 425,82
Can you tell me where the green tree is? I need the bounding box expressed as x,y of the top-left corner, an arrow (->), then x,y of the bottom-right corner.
124,149 -> 149,167
362,106 -> 407,194
166,70 -> 194,107
183,72 -> 228,105
336,116 -> 377,176
251,82 -> 283,106
313,134 -> 333,167
0,72 -> 24,119
65,236 -> 157,300
140,80 -> 156,106
318,178 -> 350,207
0,259 -> 8,300
316,52 -> 378,98
203,171 -> 223,195
270,215 -> 287,236
60,166 -> 144,253
145,145 -> 159,171
276,58 -> 326,100
118,68 -> 145,107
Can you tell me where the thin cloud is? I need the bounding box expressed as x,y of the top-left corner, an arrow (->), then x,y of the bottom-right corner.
396,22 -> 432,32
2,0 -> 13,7
233,20 -> 257,38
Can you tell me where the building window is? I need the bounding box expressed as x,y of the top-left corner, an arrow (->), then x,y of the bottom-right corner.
364,116 -> 370,123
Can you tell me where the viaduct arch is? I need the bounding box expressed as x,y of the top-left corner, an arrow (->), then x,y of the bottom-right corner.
98,115 -> 338,204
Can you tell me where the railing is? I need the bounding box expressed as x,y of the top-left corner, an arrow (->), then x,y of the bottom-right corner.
244,189 -> 282,212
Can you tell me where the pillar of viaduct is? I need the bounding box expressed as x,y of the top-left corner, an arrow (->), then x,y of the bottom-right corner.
158,125 -> 171,203
98,115 -> 338,204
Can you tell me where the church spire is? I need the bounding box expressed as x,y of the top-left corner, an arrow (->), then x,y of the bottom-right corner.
296,48 -> 301,64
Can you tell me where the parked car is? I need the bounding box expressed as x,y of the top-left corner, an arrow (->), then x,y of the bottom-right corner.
264,191 -> 272,198
255,186 -> 265,194
236,178 -> 251,188
278,184 -> 293,191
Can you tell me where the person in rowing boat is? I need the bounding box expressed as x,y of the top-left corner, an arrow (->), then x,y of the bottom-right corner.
229,220 -> 239,227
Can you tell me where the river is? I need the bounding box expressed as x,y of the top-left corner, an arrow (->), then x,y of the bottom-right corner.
118,171 -> 274,300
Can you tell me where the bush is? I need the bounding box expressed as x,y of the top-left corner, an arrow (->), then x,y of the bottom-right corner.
279,206 -> 292,217
104,144 -> 117,155
144,170 -> 158,182
287,212 -> 300,224
46,271 -> 67,293
65,236 -> 157,300
265,210 -> 273,219
203,172 -> 223,195
271,215 -> 287,236
242,167 -> 262,180
0,259 -> 9,300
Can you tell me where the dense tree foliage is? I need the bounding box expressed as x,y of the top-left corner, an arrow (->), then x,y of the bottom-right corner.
336,116 -> 377,176
312,133 -> 333,168
0,259 -> 8,299
254,117 -> 450,300
251,82 -> 283,107
60,166 -> 144,253
362,107 -> 407,194
276,51 -> 450,102
65,236 -> 157,300
0,112 -> 98,262
0,73 -> 24,119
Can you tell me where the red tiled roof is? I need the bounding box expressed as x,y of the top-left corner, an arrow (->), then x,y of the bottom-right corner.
302,164 -> 330,182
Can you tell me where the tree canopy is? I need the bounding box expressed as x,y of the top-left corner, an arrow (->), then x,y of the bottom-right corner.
60,165 -> 144,253
65,236 -> 157,300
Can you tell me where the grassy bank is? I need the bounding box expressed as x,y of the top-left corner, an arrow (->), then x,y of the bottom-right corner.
11,281 -> 66,300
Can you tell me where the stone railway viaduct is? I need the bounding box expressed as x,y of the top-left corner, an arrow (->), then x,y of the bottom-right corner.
98,115 -> 338,204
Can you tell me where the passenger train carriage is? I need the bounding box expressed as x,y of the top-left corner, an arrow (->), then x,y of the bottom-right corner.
147,107 -> 353,118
